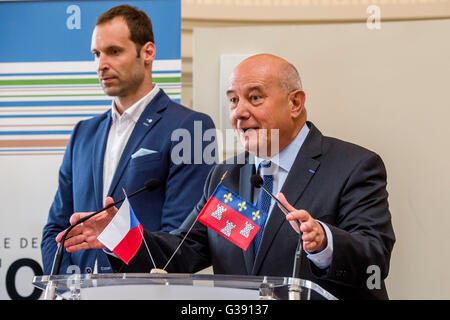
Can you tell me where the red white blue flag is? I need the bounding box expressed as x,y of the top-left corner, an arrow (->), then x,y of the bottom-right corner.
197,184 -> 267,251
97,197 -> 143,264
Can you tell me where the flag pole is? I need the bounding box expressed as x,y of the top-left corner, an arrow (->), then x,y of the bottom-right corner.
162,171 -> 229,271
121,188 -> 158,272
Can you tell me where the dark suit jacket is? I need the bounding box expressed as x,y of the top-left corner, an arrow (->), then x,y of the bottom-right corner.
110,122 -> 395,300
41,90 -> 216,275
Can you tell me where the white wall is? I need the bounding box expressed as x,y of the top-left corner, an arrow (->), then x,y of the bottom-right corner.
0,156 -> 62,299
192,19 -> 450,299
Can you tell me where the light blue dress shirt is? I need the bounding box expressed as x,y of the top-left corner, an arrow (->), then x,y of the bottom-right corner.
254,124 -> 333,270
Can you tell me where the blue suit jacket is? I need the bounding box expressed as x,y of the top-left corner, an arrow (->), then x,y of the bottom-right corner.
41,90 -> 216,274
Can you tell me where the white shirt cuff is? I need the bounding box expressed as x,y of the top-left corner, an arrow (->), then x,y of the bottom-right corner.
305,221 -> 333,270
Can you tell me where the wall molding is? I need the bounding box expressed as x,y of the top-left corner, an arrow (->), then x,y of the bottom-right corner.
182,0 -> 450,21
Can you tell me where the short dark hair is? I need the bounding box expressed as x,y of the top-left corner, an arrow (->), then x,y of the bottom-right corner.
96,4 -> 155,49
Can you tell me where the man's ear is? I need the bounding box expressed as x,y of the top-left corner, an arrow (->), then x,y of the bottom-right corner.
289,89 -> 306,118
141,41 -> 156,65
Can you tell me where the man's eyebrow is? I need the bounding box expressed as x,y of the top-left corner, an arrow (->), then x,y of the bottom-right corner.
91,45 -> 123,53
247,86 -> 263,93
226,89 -> 235,96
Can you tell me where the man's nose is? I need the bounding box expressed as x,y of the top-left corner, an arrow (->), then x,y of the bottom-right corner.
96,55 -> 109,73
232,100 -> 251,119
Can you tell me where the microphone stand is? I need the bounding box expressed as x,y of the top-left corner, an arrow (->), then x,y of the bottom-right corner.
251,175 -> 303,300
289,233 -> 303,300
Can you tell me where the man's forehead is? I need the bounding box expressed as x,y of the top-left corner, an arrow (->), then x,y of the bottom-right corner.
91,17 -> 131,48
226,83 -> 265,95
229,61 -> 279,84
227,69 -> 277,94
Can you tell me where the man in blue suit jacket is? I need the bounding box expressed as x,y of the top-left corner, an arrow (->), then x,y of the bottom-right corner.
41,5 -> 216,274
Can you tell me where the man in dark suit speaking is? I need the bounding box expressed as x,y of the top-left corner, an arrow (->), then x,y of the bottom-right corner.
57,54 -> 395,299
41,5 -> 215,275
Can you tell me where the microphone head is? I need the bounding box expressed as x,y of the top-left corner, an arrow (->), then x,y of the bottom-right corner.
144,179 -> 161,191
250,174 -> 264,188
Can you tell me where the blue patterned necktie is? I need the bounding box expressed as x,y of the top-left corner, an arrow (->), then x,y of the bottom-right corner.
253,161 -> 274,256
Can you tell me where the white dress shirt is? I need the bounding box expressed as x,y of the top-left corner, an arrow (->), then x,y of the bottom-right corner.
102,84 -> 160,203
254,124 -> 333,269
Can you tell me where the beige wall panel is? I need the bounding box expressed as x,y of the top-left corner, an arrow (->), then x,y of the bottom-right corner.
193,19 -> 450,299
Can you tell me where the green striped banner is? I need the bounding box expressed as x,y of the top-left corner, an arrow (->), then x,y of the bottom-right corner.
0,77 -> 181,86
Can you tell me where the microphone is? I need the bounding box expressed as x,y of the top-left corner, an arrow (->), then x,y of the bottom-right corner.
44,179 -> 160,299
251,174 -> 303,286
68,179 -> 160,230
250,175 -> 291,216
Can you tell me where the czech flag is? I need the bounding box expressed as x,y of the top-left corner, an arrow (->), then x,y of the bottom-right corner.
97,196 -> 143,264
197,184 -> 267,251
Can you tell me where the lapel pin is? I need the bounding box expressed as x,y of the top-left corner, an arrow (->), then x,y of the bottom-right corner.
308,169 -> 316,174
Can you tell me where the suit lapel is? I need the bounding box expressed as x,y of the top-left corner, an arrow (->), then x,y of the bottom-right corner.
107,91 -> 168,197
238,158 -> 256,274
252,122 -> 322,274
281,123 -> 322,207
92,112 -> 112,208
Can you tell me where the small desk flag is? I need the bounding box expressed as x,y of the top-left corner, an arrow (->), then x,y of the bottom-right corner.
197,184 -> 267,251
97,196 -> 143,264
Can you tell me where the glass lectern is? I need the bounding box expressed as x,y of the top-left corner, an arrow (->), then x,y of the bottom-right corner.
33,273 -> 337,300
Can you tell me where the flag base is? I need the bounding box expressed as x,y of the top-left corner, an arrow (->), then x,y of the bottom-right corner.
150,268 -> 168,274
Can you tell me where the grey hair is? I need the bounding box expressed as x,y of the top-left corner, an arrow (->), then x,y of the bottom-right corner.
280,63 -> 303,93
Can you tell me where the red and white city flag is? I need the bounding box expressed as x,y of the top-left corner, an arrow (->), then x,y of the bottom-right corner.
197,184 -> 267,250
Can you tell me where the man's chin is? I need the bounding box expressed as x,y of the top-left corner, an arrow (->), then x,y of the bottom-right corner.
242,141 -> 270,158
101,86 -> 121,97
